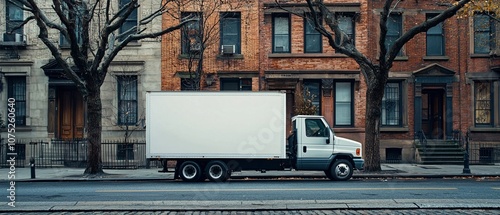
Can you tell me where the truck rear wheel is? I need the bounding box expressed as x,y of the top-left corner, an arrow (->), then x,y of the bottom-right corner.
179,161 -> 202,182
205,160 -> 230,182
329,159 -> 353,181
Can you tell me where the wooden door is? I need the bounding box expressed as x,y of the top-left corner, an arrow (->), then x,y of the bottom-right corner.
59,89 -> 84,139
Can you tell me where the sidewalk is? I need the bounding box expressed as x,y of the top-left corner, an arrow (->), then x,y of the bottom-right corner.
2,163 -> 500,182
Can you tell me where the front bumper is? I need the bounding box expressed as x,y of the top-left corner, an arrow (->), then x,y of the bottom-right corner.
353,158 -> 364,170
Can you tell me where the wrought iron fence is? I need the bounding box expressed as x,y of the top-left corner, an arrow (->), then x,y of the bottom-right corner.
0,138 -> 162,169
469,142 -> 500,164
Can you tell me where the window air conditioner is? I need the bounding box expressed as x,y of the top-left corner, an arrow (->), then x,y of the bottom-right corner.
221,45 -> 235,55
275,46 -> 285,52
190,43 -> 201,52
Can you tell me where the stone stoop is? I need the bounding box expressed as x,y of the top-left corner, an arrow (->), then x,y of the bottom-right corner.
416,140 -> 464,164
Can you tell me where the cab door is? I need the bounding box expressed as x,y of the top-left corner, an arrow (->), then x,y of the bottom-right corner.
296,118 -> 333,170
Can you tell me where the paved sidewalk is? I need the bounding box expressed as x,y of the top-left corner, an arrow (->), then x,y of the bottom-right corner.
1,163 -> 499,181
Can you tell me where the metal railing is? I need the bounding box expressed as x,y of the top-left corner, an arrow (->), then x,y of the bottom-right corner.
0,138 -> 162,169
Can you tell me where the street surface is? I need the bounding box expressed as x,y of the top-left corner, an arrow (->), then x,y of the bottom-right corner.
1,178 -> 499,214
8,178 -> 500,201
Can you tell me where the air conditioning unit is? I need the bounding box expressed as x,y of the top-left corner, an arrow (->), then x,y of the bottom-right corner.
275,46 -> 285,52
190,43 -> 201,52
221,45 -> 235,55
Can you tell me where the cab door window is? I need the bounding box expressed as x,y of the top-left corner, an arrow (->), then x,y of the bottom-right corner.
305,119 -> 326,137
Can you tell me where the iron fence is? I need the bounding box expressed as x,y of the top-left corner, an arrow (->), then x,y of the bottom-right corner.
469,142 -> 500,164
0,138 -> 162,169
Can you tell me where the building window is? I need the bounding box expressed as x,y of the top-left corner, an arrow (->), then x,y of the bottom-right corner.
338,14 -> 355,46
181,12 -> 202,54
303,80 -> 321,115
473,14 -> 494,54
59,3 -> 83,46
220,12 -> 241,54
7,76 -> 27,126
382,82 -> 401,126
304,15 -> 322,53
117,75 -> 138,125
5,1 -> 24,42
118,0 -> 138,41
117,144 -> 134,160
386,13 -> 403,56
474,81 -> 493,126
220,78 -> 252,91
426,14 -> 445,56
273,14 -> 290,53
335,81 -> 353,126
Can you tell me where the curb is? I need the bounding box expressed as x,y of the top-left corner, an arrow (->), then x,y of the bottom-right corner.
6,174 -> 500,182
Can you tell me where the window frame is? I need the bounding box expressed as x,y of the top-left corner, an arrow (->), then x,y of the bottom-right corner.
220,12 -> 241,54
426,13 -> 445,56
272,13 -> 291,53
334,80 -> 354,127
220,78 -> 252,91
474,81 -> 494,127
117,75 -> 138,125
473,14 -> 494,54
385,13 -> 403,56
304,14 -> 322,53
59,3 -> 83,47
381,81 -> 402,127
118,0 -> 138,41
303,80 -> 322,115
181,12 -> 202,54
337,13 -> 355,48
5,1 -> 24,42
6,76 -> 27,126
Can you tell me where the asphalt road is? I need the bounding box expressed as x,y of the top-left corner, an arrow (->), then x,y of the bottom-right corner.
7,178 -> 500,202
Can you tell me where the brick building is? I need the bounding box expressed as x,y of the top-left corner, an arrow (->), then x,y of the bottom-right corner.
161,0 -> 499,164
367,0 -> 500,163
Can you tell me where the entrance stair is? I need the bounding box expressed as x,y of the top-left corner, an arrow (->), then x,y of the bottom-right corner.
416,140 -> 464,164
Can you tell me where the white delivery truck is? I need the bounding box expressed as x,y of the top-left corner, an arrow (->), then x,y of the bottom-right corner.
146,91 -> 364,182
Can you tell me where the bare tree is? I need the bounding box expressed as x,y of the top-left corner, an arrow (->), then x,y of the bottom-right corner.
290,0 -> 472,171
11,0 -> 196,175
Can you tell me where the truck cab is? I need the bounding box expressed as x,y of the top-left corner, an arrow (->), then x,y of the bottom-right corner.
290,115 -> 364,180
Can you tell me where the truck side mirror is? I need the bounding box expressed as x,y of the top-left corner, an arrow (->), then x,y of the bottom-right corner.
324,127 -> 331,144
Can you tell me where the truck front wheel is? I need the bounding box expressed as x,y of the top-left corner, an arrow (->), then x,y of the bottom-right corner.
205,160 -> 230,182
179,161 -> 202,182
329,159 -> 353,181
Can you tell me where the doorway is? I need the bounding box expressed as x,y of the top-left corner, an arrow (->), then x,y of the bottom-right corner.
57,88 -> 84,139
421,87 -> 445,139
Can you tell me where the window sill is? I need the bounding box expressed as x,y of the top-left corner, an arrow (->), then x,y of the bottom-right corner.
0,126 -> 32,132
469,127 -> 500,132
470,54 -> 490,58
179,54 -> 201,59
268,53 -> 349,58
333,127 -> 365,133
217,54 -> 244,59
393,56 -> 409,61
423,56 -> 449,61
381,127 -> 409,132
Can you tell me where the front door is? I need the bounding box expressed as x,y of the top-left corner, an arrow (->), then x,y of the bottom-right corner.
297,118 -> 333,170
422,88 -> 445,139
58,88 -> 84,139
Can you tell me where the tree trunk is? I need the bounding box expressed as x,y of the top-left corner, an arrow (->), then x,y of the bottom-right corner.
363,68 -> 387,172
84,87 -> 104,175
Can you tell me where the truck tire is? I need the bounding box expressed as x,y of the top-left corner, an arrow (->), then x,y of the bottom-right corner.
329,159 -> 353,181
205,160 -> 230,182
179,161 -> 202,182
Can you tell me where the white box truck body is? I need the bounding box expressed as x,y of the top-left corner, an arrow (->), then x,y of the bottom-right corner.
146,91 -> 364,182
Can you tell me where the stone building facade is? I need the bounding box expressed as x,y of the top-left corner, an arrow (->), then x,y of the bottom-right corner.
0,0 -> 165,142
